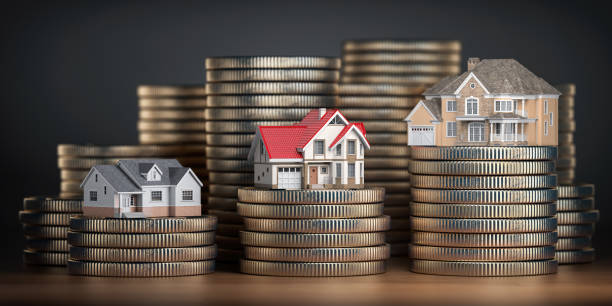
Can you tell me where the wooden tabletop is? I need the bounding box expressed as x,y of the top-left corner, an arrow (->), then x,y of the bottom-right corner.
2,258 -> 612,306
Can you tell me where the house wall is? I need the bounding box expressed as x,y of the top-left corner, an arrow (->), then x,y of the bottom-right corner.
406,104 -> 439,145
254,163 -> 274,187
172,172 -> 202,217
253,137 -> 269,164
440,98 -> 458,146
81,168 -> 118,217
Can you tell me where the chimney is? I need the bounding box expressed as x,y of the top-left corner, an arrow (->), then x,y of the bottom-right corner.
319,108 -> 326,119
467,57 -> 480,71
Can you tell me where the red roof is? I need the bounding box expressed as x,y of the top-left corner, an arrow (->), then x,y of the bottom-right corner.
257,109 -> 368,159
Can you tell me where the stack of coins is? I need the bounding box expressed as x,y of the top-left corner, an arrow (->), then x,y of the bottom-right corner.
237,188 -> 390,276
556,184 -> 598,264
408,146 -> 559,276
57,144 -> 207,200
555,84 -> 576,184
19,197 -> 83,266
339,40 -> 462,255
67,215 -> 218,277
204,56 -> 340,260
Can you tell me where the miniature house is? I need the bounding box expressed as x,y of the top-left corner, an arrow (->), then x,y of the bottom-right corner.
80,159 -> 203,218
247,108 -> 370,190
404,58 -> 560,146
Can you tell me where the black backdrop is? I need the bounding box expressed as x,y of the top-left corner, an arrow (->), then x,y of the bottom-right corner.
1,0 -> 611,268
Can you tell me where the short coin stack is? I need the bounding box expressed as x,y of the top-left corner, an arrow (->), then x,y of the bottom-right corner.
19,197 -> 83,266
58,144 -> 207,200
555,84 -> 576,184
67,215 -> 218,277
556,184 -> 598,264
408,146 -> 559,276
339,40 -> 462,256
204,56 -> 340,260
136,85 -> 208,183
237,188 -> 390,276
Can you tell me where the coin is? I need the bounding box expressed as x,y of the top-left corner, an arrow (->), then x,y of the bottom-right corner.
240,231 -> 386,247
556,169 -> 575,185
555,84 -> 576,96
410,245 -> 555,261
338,96 -> 419,108
209,184 -> 241,198
60,181 -> 81,193
23,197 -> 82,213
69,245 -> 217,262
57,144 -> 207,157
340,75 -> 444,85
137,121 -> 206,132
365,182 -> 410,193
23,250 -> 68,266
68,260 -> 215,277
342,52 -> 462,64
22,225 -> 69,239
411,232 -> 558,247
237,187 -> 385,204
206,134 -> 252,146
557,157 -> 576,169
240,259 -> 386,277
67,231 -> 216,248
343,40 -> 462,52
337,108 -> 411,120
139,133 -> 206,144
409,174 -> 557,190
207,95 -> 336,108
555,237 -> 592,251
366,145 -> 410,157
138,98 -> 206,109
365,169 -> 410,181
25,239 -> 69,252
558,184 -> 595,198
137,85 -> 206,98
243,244 -> 390,262
365,157 -> 410,168
558,145 -> 576,158
205,147 -> 250,159
559,132 -> 573,145
205,108 -> 311,121
555,248 -> 595,264
139,109 -> 205,120
559,120 -> 576,132
557,224 -> 596,237
206,159 -> 251,172
409,160 -> 555,175
242,216 -> 390,233
365,133 -> 407,145
209,172 -> 253,185
338,84 -> 426,96
409,259 -> 557,276
410,146 -> 558,161
361,121 -> 406,133
58,192 -> 82,200
206,69 -> 339,82
556,210 -> 600,225
411,188 -> 557,204
205,56 -> 341,70
206,82 -> 338,95
410,202 -> 556,218
343,63 -> 460,75
207,196 -> 238,210
559,109 -> 575,120
19,211 -> 76,226
69,215 -> 217,233
410,216 -> 557,233
237,202 -> 384,218
208,210 -> 243,224
556,198 -> 595,212
205,121 -> 295,134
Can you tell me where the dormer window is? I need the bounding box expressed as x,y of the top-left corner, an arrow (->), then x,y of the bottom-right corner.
329,115 -> 345,125
144,165 -> 162,181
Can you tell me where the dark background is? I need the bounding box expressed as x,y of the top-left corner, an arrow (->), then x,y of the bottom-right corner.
1,0 -> 610,268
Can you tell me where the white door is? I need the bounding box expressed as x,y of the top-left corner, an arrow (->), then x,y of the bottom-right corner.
278,167 -> 302,189
409,126 -> 435,146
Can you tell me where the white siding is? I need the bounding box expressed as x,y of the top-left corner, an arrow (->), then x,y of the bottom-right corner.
82,169 -> 118,209
142,186 -> 171,207
254,163 -> 274,186
174,172 -> 202,207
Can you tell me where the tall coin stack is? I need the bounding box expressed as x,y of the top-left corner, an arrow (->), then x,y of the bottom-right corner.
19,197 -> 82,266
58,144 -> 207,200
339,40 -> 462,255
204,56 -> 340,261
408,146 -> 559,276
237,188 -> 390,276
555,84 -> 576,184
67,215 -> 218,277
556,184 -> 598,264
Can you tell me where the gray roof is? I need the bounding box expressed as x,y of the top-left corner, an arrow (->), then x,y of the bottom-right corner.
423,59 -> 561,96
422,98 -> 442,121
118,159 -> 189,186
91,165 -> 140,192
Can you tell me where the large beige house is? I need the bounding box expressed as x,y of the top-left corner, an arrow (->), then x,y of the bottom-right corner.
404,58 -> 560,146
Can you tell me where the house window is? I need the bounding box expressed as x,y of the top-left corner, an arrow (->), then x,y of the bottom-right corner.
361,163 -> 364,178
544,100 -> 549,114
314,140 -> 324,155
470,83 -> 476,89
544,121 -> 549,135
446,100 -> 457,112
95,174 -> 98,182
348,163 -> 355,178
104,186 -> 107,195
360,144 -> 364,155
336,143 -> 342,156
152,191 -> 162,201
320,167 -> 328,174
335,163 -> 342,178
493,123 -> 502,136
182,190 -> 193,201
129,196 -> 135,206
495,100 -> 513,112
330,115 -> 344,125
90,191 -> 97,201
348,140 -> 356,155
466,98 -> 478,115
468,122 -> 485,142
446,122 -> 457,137
549,113 -> 553,126
260,140 -> 263,155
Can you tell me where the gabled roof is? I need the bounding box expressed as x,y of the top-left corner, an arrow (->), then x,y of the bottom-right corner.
424,59 -> 561,96
404,98 -> 442,122
83,165 -> 141,192
118,159 -> 186,186
296,109 -> 342,149
258,126 -> 307,159
329,123 -> 370,149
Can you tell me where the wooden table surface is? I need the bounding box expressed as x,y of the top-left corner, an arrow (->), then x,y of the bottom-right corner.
2,258 -> 612,306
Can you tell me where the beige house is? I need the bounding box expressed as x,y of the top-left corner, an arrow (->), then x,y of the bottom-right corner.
404,58 -> 560,146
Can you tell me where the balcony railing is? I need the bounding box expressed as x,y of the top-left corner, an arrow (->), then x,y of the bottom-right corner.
490,134 -> 526,142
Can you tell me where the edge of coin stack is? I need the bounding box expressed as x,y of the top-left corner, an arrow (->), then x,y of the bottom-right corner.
20,197 -> 83,266
238,187 -> 390,276
340,39 -> 462,256
204,56 -> 340,262
554,84 -> 576,185
555,184 -> 598,264
408,146 -> 559,276
67,215 -> 218,277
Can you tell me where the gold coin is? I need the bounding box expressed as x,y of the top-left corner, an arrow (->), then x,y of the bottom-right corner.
69,245 -> 217,262
205,56 -> 341,70
338,96 -> 419,108
342,53 -> 462,64
237,187 -> 385,204
57,144 -> 206,157
555,248 -> 595,264
366,145 -> 410,157
340,74 -> 445,85
139,109 -> 205,120
67,231 -> 215,248
556,198 -> 595,212
559,132 -> 573,145
556,210 -> 600,225
23,197 -> 82,213
240,259 -> 386,277
365,157 -> 409,169
556,169 -> 575,185
410,146 -> 558,161
342,63 -> 460,75
22,225 -> 69,239
19,211 -> 77,226
205,108 -> 310,120
216,224 -> 244,237
205,120 -> 296,133
237,202 -> 384,218
69,215 -> 217,233
25,239 -> 69,252
558,224 -> 596,237
206,134 -> 252,146
410,216 -> 557,233
342,40 -> 462,52
60,181 -> 81,193
206,69 -> 339,82
384,193 -> 412,206
206,82 -> 338,95
138,98 -> 206,109
409,160 -> 556,175
338,83 -> 426,96
139,133 -> 206,145
341,108 -> 411,120
243,244 -> 390,262
206,159 -> 251,172
411,232 -> 558,248
240,231 -> 386,247
209,184 -> 241,198
558,184 -> 595,198
58,156 -> 205,169
361,121 -> 406,133
555,237 -> 592,251
207,196 -> 238,210
410,174 -> 556,190
209,172 -> 253,185
365,181 -> 410,193
559,120 -> 576,132
138,121 -> 206,132
410,202 -> 556,218
558,144 -> 576,158
23,250 -> 68,266
205,146 -> 250,159
411,188 -> 557,204
137,85 -> 206,98
365,169 -> 410,181
409,259 -> 557,276
410,245 -> 555,261
242,216 -> 391,233
557,157 -> 576,169
207,95 -> 336,108
208,210 -> 243,224
68,260 -> 215,277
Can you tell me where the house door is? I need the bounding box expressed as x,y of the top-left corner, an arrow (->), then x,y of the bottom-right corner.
309,166 -> 318,185
409,126 -> 435,146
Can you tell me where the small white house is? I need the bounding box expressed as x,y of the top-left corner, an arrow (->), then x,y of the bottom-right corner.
80,159 -> 203,218
247,108 -> 370,190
